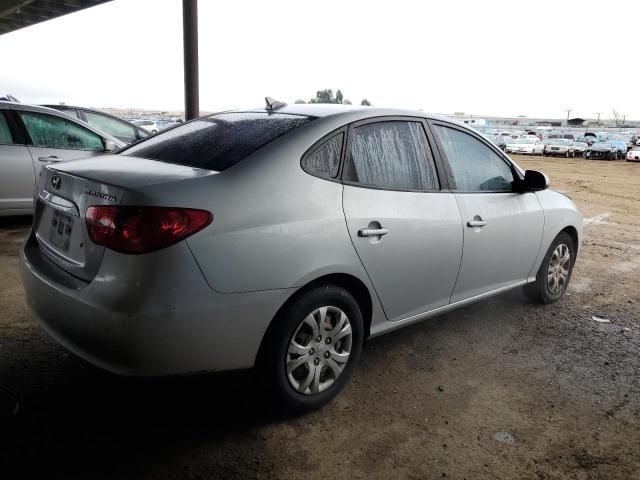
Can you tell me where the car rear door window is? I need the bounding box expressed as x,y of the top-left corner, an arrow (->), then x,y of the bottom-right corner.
0,112 -> 13,144
345,121 -> 439,191
302,133 -> 343,178
433,125 -> 514,192
20,111 -> 104,151
84,111 -> 137,143
122,112 -> 315,171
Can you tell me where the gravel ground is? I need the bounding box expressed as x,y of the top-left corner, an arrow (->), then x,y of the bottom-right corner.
1,155 -> 639,479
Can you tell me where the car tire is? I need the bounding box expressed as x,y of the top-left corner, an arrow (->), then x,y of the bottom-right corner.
524,232 -> 575,304
257,284 -> 364,413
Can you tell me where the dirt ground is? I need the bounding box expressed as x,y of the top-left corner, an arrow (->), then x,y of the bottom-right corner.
1,155 -> 639,479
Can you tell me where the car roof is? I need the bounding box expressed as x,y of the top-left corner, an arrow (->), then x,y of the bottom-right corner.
0,101 -> 125,146
0,100 -> 82,116
41,104 -> 143,125
240,103 -> 455,124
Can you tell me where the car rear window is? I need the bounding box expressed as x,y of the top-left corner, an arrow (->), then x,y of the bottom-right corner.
121,112 -> 315,171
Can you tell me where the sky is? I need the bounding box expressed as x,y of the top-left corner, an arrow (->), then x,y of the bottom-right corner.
1,0 -> 637,120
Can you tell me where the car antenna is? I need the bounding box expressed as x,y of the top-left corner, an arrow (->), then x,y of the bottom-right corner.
265,97 -> 287,111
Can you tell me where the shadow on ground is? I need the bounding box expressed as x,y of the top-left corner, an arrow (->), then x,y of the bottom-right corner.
0,290 -> 528,479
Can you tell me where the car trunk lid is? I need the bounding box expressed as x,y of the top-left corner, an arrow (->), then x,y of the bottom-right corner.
33,156 -> 215,282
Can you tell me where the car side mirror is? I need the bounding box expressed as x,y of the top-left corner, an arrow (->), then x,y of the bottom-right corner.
523,169 -> 549,191
104,139 -> 118,152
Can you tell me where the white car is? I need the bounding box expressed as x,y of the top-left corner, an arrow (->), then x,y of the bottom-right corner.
132,119 -> 160,134
505,138 -> 545,155
544,139 -> 575,158
573,142 -> 588,156
627,146 -> 640,162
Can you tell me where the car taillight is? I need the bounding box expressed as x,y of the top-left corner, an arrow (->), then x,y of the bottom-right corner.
85,206 -> 212,254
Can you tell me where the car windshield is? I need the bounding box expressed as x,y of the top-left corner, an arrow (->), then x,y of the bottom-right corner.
122,112 -> 315,171
516,138 -> 535,144
547,139 -> 564,145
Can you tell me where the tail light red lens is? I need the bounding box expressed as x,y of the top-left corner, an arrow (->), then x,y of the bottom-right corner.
85,206 -> 212,254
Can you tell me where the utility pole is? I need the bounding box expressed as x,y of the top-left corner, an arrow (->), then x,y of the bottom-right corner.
564,108 -> 571,125
594,112 -> 601,125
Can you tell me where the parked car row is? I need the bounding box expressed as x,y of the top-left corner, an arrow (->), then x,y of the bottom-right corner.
129,117 -> 183,134
484,131 -> 636,161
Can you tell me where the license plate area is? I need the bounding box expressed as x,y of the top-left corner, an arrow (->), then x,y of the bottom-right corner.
49,211 -> 74,252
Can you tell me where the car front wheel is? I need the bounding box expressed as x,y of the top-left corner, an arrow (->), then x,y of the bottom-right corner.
524,232 -> 575,304
259,285 -> 363,412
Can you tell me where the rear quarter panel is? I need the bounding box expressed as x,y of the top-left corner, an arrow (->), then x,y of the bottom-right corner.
124,117 -> 377,295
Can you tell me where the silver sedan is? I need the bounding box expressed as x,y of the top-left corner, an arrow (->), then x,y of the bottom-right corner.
20,102 -> 582,412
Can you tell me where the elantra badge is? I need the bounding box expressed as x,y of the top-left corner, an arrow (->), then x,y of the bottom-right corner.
83,189 -> 116,202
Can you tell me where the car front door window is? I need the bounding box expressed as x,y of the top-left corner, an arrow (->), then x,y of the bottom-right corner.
20,111 -> 104,151
433,125 -> 514,192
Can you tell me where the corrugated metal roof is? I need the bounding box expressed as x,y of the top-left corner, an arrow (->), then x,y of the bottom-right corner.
0,0 -> 111,35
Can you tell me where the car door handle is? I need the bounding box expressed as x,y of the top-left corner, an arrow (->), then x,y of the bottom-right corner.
358,227 -> 389,237
38,155 -> 61,162
467,216 -> 487,228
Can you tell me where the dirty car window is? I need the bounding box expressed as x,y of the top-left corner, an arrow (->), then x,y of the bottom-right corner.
122,112 -> 315,171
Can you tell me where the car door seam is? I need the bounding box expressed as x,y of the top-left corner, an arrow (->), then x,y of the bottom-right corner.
448,192 -> 466,304
340,184 -> 390,321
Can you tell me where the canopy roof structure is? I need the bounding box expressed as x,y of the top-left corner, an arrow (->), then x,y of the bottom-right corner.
0,0 -> 200,119
0,0 -> 111,35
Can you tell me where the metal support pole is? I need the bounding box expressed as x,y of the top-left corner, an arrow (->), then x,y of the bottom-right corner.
183,0 -> 199,120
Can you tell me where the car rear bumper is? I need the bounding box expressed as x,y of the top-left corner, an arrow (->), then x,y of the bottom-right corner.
20,234 -> 293,376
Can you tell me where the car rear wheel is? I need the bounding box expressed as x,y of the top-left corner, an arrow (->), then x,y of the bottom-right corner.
258,284 -> 363,413
524,232 -> 575,304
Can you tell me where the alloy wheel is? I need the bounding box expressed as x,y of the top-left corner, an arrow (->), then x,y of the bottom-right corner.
547,243 -> 570,295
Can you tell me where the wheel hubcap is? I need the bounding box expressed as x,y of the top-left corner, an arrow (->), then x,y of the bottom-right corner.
547,243 -> 571,295
286,306 -> 353,395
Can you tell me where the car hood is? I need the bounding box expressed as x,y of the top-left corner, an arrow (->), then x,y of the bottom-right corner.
589,144 -> 612,151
